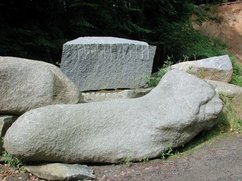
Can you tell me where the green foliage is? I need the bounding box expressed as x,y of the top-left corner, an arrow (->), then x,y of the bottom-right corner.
174,24 -> 228,60
147,59 -> 172,87
161,146 -> 177,159
1,151 -> 23,169
193,0 -> 230,5
152,19 -> 228,64
146,30 -> 227,87
124,157 -> 133,167
231,56 -> 242,87
219,94 -> 242,133
193,4 -> 220,24
141,157 -> 149,163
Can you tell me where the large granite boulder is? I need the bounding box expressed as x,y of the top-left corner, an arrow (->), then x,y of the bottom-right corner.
0,57 -> 79,115
171,55 -> 233,82
61,37 -> 156,91
206,80 -> 242,120
4,70 -> 223,163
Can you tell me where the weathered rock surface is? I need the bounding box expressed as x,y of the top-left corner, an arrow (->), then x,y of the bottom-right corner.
25,163 -> 95,181
61,37 -> 156,91
206,80 -> 242,120
4,70 -> 223,163
171,55 -> 233,82
0,57 -> 80,115
80,88 -> 152,103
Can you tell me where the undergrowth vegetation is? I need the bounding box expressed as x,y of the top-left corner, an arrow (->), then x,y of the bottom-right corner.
0,151 -> 23,169
219,94 -> 242,133
147,60 -> 172,87
231,56 -> 242,87
193,4 -> 220,24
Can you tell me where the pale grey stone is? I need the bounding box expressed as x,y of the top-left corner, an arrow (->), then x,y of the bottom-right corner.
4,70 -> 223,163
171,55 -> 233,82
61,37 -> 156,91
206,80 -> 242,120
79,88 -> 152,103
25,163 -> 95,180
0,57 -> 80,115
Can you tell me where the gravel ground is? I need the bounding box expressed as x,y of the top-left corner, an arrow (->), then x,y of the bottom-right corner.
0,164 -> 43,181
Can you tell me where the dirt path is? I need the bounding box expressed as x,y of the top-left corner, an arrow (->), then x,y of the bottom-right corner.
92,134 -> 242,181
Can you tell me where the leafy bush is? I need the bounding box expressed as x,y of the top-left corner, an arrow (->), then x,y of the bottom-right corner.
219,94 -> 242,133
231,56 -> 242,87
193,4 -> 220,24
147,27 -> 229,87
161,146 -> 177,159
174,24 -> 227,60
147,59 -> 172,87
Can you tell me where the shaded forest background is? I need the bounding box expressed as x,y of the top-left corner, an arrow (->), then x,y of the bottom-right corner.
0,0 -> 236,67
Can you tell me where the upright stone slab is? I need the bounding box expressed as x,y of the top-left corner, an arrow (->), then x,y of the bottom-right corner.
61,37 -> 156,91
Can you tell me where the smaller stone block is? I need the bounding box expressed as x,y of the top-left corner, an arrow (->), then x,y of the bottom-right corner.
25,163 -> 95,180
171,55 -> 233,82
